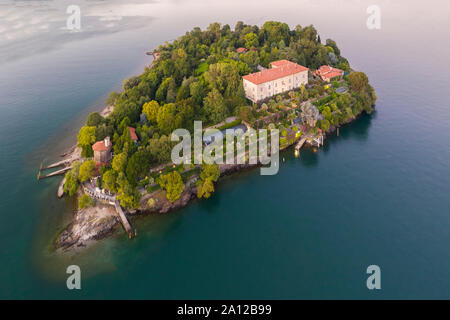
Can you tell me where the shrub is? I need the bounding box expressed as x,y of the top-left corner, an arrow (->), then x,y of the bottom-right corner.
79,194 -> 95,209
147,198 -> 156,208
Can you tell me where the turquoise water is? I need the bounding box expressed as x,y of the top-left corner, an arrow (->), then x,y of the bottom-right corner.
0,1 -> 449,299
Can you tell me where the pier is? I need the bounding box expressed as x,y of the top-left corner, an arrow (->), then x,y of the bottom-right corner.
40,158 -> 73,170
114,201 -> 135,239
38,166 -> 72,180
38,156 -> 80,180
294,138 -> 306,157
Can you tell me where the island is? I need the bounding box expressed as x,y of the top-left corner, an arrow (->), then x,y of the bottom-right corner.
42,21 -> 376,250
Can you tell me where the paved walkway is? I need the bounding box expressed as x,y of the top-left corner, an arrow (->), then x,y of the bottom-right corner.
83,183 -> 116,203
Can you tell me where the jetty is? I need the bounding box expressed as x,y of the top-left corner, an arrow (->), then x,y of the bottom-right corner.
40,158 -> 72,170
38,152 -> 81,180
294,137 -> 306,157
114,201 -> 135,239
38,166 -> 72,180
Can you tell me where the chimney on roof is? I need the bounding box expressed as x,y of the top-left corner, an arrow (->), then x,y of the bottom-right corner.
104,136 -> 110,147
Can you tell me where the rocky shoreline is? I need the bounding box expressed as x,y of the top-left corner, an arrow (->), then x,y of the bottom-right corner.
56,161 -> 260,251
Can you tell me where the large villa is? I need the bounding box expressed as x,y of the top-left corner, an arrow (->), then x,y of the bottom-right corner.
242,59 -> 309,103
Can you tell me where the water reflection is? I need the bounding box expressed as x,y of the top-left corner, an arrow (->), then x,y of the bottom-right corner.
336,112 -> 374,142
0,0 -> 159,63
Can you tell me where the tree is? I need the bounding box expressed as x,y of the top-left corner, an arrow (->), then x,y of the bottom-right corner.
325,39 -> 340,56
142,100 -> 160,124
320,119 -> 330,132
241,50 -> 260,71
156,103 -> 182,134
204,62 -> 242,98
158,171 -> 184,202
86,112 -> 104,127
196,163 -> 220,199
348,72 -> 369,92
102,169 -> 118,192
148,135 -> 173,164
77,126 -> 96,157
64,170 -> 79,197
237,106 -> 254,123
190,80 -> 208,106
155,77 -> 172,103
244,32 -> 259,48
126,150 -> 150,184
116,172 -> 140,209
64,161 -> 81,197
196,178 -> 215,199
112,152 -> 128,173
261,21 -> 290,46
78,160 -> 96,182
203,88 -> 227,124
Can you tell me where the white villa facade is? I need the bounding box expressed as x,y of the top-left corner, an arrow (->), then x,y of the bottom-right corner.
242,60 -> 309,103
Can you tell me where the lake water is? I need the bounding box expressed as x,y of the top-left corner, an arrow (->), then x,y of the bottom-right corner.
0,0 -> 449,299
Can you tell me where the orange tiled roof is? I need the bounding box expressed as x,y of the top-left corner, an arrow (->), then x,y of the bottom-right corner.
128,127 -> 138,141
242,60 -> 308,85
314,65 -> 344,80
92,138 -> 112,152
236,47 -> 248,53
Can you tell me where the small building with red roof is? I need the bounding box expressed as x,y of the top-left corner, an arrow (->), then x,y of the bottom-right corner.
92,136 -> 112,165
236,47 -> 248,54
128,127 -> 138,143
313,65 -> 344,82
242,59 -> 309,103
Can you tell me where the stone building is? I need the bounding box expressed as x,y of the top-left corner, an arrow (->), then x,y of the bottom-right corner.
92,136 -> 112,165
242,60 -> 309,103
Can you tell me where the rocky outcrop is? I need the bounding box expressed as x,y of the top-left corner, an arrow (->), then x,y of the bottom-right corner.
137,177 -> 198,214
57,204 -> 119,250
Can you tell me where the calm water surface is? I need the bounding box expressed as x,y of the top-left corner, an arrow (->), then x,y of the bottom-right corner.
0,0 -> 449,299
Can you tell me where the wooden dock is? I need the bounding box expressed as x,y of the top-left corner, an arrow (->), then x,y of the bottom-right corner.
41,158 -> 72,170
114,201 -> 135,239
294,137 -> 306,157
38,166 -> 72,180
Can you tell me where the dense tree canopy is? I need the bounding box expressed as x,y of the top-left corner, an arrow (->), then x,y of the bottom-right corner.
158,171 -> 184,202
76,21 -> 369,208
196,163 -> 220,199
